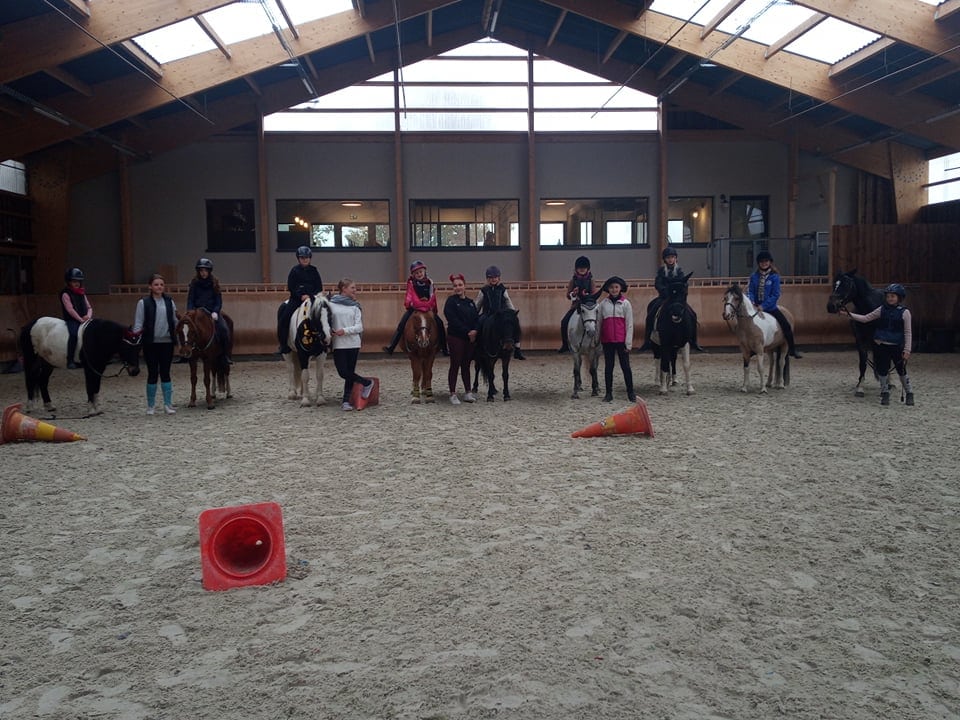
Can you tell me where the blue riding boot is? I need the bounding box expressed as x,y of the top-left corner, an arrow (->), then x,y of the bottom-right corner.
161,381 -> 176,414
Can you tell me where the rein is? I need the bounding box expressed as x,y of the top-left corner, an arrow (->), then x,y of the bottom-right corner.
181,316 -> 215,355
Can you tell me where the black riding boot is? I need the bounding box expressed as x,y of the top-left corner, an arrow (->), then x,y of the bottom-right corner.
436,315 -> 449,356
783,323 -> 802,358
558,308 -> 574,353
277,303 -> 290,354
514,346 -> 526,360
636,319 -> 654,353
691,310 -> 706,352
382,325 -> 402,355
66,328 -> 79,369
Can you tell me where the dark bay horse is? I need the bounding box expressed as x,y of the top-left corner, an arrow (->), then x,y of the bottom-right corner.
472,309 -> 520,401
20,317 -> 141,416
403,310 -> 441,404
650,272 -> 696,395
566,298 -> 601,399
826,269 -> 884,397
176,309 -> 233,409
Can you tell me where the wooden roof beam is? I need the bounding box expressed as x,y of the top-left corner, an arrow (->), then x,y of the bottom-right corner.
353,0 -> 367,19
244,76 -> 262,96
365,33 -> 377,63
936,0 -> 960,21
118,40 -> 163,81
656,52 -> 687,81
765,13 -> 826,59
603,31 -> 628,63
59,0 -> 91,19
0,0 -> 235,85
427,10 -> 434,46
828,38 -> 896,78
547,10 -> 567,47
45,67 -> 94,97
195,15 -> 231,60
701,0 -> 744,40
708,71 -> 742,96
274,0 -> 299,40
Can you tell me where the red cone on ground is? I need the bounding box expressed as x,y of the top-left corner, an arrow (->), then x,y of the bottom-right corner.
350,377 -> 380,410
571,400 -> 655,438
0,403 -> 85,444
198,502 -> 287,591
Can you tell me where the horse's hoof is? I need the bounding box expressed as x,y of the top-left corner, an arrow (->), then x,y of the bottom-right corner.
486,396 -> 495,402
188,401 -> 197,408
315,397 -> 326,406
44,403 -> 56,413
571,393 -> 579,399
299,397 -> 312,407
687,388 -> 695,396
287,392 -> 300,400
740,388 -> 748,394
659,388 -> 668,396
206,404 -> 215,410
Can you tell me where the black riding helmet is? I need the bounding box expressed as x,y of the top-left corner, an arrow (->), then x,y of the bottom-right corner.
884,283 -> 906,299
756,250 -> 774,263
195,257 -> 213,271
575,255 -> 590,270
662,247 -> 678,260
296,245 -> 312,259
64,267 -> 85,282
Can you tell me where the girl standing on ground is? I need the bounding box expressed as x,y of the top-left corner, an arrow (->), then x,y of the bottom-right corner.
132,273 -> 177,415
329,278 -> 374,411
443,273 -> 479,404
598,275 -> 636,403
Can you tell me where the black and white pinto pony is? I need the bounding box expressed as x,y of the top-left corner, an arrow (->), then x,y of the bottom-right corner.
19,317 -> 141,416
826,269 -> 885,397
281,296 -> 332,407
566,298 -> 601,399
722,284 -> 791,394
472,309 -> 521,401
649,272 -> 696,396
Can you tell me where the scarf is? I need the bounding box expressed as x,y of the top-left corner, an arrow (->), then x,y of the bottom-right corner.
68,285 -> 86,296
757,268 -> 771,304
330,294 -> 360,308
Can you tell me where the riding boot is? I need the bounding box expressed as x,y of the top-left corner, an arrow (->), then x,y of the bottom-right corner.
220,327 -> 233,364
902,375 -> 915,406
691,311 -> 706,352
636,317 -> 654,353
880,375 -> 890,406
145,383 -> 157,415
382,325 -> 402,354
161,381 -> 176,414
67,331 -> 79,369
626,381 -> 637,403
782,321 -> 802,358
513,346 -> 526,360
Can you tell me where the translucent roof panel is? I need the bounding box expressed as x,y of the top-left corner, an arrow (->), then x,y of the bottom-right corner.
649,0 -> 881,65
132,0 -> 354,65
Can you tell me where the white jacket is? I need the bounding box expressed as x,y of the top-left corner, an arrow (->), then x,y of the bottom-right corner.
329,300 -> 363,350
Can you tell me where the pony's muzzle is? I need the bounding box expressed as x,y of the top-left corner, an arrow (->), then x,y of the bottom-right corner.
126,365 -> 140,377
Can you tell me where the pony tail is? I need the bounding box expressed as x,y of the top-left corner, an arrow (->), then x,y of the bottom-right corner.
449,273 -> 465,283
337,277 -> 354,293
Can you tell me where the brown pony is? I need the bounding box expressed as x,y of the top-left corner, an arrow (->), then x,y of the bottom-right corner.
721,284 -> 791,393
402,310 -> 440,403
175,309 -> 233,409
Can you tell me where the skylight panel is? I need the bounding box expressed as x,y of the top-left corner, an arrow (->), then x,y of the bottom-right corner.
281,0 -> 354,23
649,0 -> 729,24
717,2 -> 818,46
202,3 -> 273,45
783,17 -> 880,64
133,18 -> 215,64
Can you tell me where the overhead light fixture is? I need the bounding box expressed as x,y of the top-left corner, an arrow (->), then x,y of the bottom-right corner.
545,200 -> 566,206
341,201 -> 363,207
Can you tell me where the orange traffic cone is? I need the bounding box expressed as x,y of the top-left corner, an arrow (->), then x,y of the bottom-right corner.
198,502 -> 287,591
350,377 -> 380,411
0,403 -> 86,444
571,400 -> 655,439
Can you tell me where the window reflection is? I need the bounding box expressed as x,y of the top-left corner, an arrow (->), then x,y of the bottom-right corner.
276,200 -> 390,250
409,199 -> 520,248
539,198 -> 648,246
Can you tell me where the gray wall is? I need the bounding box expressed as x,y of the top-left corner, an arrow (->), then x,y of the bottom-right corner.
69,133 -> 859,293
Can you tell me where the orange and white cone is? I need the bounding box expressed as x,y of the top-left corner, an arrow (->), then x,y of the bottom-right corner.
0,403 -> 86,444
571,400 -> 654,438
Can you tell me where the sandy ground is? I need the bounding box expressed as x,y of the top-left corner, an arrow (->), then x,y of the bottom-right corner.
1,350 -> 958,720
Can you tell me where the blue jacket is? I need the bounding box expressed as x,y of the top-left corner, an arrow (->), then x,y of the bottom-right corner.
747,270 -> 781,312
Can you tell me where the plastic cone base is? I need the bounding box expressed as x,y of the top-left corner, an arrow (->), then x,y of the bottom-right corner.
571,400 -> 655,438
0,403 -> 85,444
350,377 -> 380,411
198,502 -> 286,591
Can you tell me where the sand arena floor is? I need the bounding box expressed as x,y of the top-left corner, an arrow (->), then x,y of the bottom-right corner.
1,350 -> 958,719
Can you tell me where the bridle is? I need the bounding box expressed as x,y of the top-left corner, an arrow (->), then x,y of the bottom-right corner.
82,331 -> 140,378
570,302 -> 598,351
722,291 -> 760,322
179,314 -> 214,357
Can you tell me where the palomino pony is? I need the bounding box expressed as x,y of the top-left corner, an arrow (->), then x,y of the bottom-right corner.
650,272 -> 696,396
472,309 -> 521,401
175,309 -> 233,409
826,269 -> 884,397
566,298 -> 601,399
19,317 -> 141,416
282,296 -> 332,407
402,310 -> 441,404
722,284 -> 791,394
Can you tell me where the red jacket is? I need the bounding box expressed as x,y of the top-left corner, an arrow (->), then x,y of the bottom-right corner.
404,276 -> 437,312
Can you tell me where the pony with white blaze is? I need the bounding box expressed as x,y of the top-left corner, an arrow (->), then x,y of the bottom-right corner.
282,295 -> 332,406
19,316 -> 141,416
722,284 -> 791,393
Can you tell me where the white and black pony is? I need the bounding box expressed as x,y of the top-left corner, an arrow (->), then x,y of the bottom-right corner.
649,272 -> 696,396
826,269 -> 884,397
472,309 -> 521,401
19,317 -> 141,416
566,297 -> 601,399
282,296 -> 332,407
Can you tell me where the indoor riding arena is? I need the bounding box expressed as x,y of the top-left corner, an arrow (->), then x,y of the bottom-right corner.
1,347 -> 958,719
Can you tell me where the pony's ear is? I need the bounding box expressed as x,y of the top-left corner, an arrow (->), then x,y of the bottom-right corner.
685,271 -> 694,281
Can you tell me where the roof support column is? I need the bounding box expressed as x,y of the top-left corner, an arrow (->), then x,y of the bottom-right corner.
257,112 -> 271,283
657,100 -> 668,255
526,49 -> 537,280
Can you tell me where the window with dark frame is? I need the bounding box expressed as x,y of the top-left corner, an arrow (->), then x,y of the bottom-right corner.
729,196 -> 770,239
539,197 -> 649,247
667,196 -> 713,244
409,199 -> 520,248
276,199 -> 390,250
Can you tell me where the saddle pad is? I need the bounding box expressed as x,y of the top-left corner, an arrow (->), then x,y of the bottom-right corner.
350,377 -> 380,410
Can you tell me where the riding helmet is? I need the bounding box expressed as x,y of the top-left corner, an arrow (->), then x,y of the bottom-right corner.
485,265 -> 501,278
884,283 -> 907,299
575,255 -> 590,270
64,267 -> 85,282
662,247 -> 678,260
409,260 -> 427,274
296,245 -> 312,259
195,257 -> 214,271
601,275 -> 628,293
756,250 -> 774,263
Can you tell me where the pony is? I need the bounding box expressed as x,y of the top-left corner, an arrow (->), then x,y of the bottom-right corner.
472,308 -> 520,401
19,317 -> 141,416
649,272 -> 696,396
175,309 -> 233,409
722,284 -> 791,393
826,269 -> 884,397
402,310 -> 441,404
566,298 -> 601,399
282,296 -> 332,407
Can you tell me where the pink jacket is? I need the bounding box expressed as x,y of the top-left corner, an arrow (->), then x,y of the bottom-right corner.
599,295 -> 634,345
404,277 -> 437,313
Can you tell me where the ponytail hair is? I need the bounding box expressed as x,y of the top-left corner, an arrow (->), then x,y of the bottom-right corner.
449,273 -> 465,284
337,277 -> 354,293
